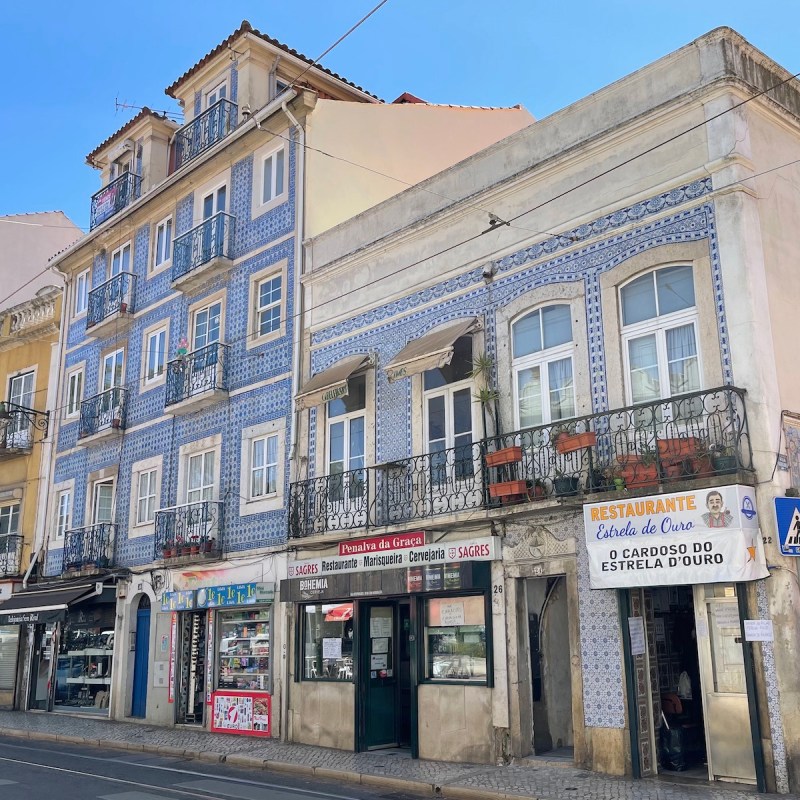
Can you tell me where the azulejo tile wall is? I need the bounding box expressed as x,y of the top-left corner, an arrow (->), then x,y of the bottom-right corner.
303,178 -> 743,734
50,135 -> 299,573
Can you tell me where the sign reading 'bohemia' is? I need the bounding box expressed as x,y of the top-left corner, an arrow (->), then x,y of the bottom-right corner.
583,485 -> 768,589
288,537 -> 498,579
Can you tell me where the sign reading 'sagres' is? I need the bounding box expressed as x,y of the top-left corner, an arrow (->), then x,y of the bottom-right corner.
583,485 -> 768,589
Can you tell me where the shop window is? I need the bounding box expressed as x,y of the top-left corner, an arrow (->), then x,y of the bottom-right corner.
424,595 -> 487,682
218,608 -> 271,691
511,305 -> 575,428
302,603 -> 354,680
0,625 -> 20,690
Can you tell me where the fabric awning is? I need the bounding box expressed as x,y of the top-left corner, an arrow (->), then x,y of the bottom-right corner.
0,585 -> 98,625
295,354 -> 372,410
384,318 -> 479,382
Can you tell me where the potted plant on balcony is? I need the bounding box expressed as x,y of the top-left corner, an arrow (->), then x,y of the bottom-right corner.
616,445 -> 660,489
162,544 -> 176,559
657,435 -> 713,479
553,465 -> 580,497
554,427 -> 597,454
709,443 -> 739,475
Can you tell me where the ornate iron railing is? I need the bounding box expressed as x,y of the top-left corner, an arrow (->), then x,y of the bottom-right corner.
287,386 -> 752,536
0,402 -> 49,452
165,342 -> 228,407
63,524 -> 114,572
78,388 -> 127,439
289,468 -> 369,538
0,535 -> 23,577
86,272 -> 136,329
154,501 -> 223,559
90,172 -> 141,229
174,99 -> 238,170
172,212 -> 235,283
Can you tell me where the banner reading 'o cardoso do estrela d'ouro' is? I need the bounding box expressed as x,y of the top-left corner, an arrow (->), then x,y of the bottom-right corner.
583,485 -> 769,589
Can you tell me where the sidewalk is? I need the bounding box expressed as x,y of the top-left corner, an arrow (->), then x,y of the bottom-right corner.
0,709 -> 790,800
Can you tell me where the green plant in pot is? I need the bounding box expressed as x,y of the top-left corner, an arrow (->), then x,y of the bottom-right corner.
470,353 -> 503,441
709,443 -> 738,475
553,464 -> 580,497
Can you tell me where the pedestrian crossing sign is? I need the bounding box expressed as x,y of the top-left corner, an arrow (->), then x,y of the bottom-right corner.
775,498 -> 800,555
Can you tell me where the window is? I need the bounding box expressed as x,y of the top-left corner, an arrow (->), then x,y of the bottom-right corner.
136,469 -> 158,525
256,275 -> 281,337
56,490 -> 71,539
218,608 -> 271,692
192,300 -> 222,351
512,305 -> 575,428
110,242 -> 131,276
327,375 -> 366,504
145,327 -> 167,383
65,368 -> 83,418
75,270 -> 89,315
187,451 -> 215,504
153,217 -> 173,269
424,596 -> 487,682
0,504 -> 20,536
205,81 -> 227,108
302,603 -> 354,680
8,371 -> 34,444
261,148 -> 286,205
251,435 -> 279,498
620,266 -> 699,403
92,480 -> 114,525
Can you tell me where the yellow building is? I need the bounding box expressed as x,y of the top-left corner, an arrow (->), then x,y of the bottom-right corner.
0,211 -> 80,707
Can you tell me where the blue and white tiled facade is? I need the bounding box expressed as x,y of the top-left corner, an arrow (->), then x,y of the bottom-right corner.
303,178 -> 786,778
48,133 -> 299,571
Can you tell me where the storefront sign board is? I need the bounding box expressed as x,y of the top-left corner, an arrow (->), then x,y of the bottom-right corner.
161,590 -> 195,611
196,582 -> 274,608
288,537 -> 498,579
210,691 -> 271,737
338,532 -> 425,556
584,485 -> 768,589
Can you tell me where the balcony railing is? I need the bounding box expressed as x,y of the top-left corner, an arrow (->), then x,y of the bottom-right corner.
0,402 -> 49,456
0,535 -> 23,577
172,212 -> 235,284
288,386 -> 753,537
79,388 -> 127,439
165,343 -> 229,407
90,172 -> 142,229
173,99 -> 237,170
63,524 -> 114,572
154,501 -> 223,560
86,272 -> 136,330
289,468 -> 370,538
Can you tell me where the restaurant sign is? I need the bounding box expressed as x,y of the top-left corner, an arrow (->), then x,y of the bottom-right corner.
584,485 -> 768,589
288,536 -> 498,579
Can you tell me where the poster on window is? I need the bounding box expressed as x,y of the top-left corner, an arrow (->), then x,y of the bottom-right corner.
584,485 -> 768,589
210,691 -> 271,737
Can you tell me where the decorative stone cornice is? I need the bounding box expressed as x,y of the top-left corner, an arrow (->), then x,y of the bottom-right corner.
0,290 -> 60,351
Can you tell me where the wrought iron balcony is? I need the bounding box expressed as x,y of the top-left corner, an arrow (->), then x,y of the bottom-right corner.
171,212 -> 235,289
0,535 -> 23,577
173,99 -> 237,171
154,501 -> 223,561
289,468 -> 370,538
86,272 -> 136,333
63,524 -> 114,573
0,402 -> 49,458
78,388 -> 127,441
287,386 -> 752,537
90,172 -> 142,229
165,343 -> 229,412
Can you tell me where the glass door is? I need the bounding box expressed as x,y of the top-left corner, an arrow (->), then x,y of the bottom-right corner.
202,186 -> 227,261
359,602 -> 398,749
92,480 -> 114,525
8,371 -> 34,445
693,584 -> 756,784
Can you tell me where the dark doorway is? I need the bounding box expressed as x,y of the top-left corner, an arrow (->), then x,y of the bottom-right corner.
358,602 -> 398,749
131,596 -> 151,718
176,610 -> 206,724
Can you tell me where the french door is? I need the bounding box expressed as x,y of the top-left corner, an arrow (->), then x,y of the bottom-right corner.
326,412 -> 366,526
8,372 -> 34,444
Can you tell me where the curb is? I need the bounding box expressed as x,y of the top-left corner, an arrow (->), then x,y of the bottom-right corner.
0,726 -> 533,800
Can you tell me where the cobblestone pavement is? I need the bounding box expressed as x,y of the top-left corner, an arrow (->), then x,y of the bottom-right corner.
0,710 -> 794,800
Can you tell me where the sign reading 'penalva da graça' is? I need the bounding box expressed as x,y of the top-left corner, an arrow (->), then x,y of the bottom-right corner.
583,485 -> 768,589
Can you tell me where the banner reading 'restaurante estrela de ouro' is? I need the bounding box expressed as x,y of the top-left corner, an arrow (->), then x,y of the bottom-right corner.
583,485 -> 768,589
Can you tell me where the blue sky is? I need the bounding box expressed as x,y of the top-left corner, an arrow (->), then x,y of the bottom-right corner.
1,1 -> 798,231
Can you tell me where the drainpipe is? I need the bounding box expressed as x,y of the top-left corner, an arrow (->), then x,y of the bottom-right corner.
24,266 -> 70,589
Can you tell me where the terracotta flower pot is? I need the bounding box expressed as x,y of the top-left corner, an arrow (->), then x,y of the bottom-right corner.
485,446 -> 523,467
555,431 -> 597,454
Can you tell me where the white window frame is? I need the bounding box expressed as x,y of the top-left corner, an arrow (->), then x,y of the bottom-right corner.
152,215 -> 173,272
240,420 -> 285,516
251,137 -> 289,217
260,146 -> 286,206
178,434 -> 222,508
64,364 -> 85,420
51,479 -> 74,545
110,241 -> 132,277
205,80 -> 228,109
619,268 -> 701,405
189,291 -> 226,353
129,456 -> 162,537
141,321 -> 169,389
91,478 -> 115,526
186,451 -> 216,505
250,435 -> 279,499
247,262 -> 287,348
74,269 -> 90,317
100,347 -> 125,392
0,503 -> 20,537
55,489 -> 71,540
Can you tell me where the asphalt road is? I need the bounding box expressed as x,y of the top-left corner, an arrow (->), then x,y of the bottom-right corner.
0,735 -> 422,800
